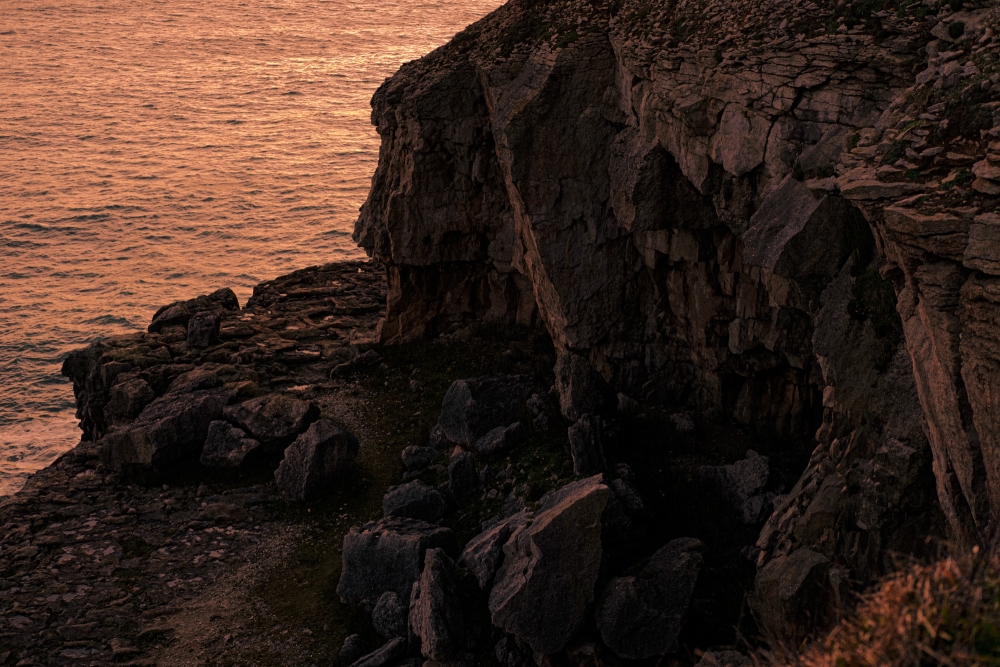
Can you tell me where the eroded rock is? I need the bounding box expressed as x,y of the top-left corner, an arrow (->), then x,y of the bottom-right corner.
274,419 -> 359,502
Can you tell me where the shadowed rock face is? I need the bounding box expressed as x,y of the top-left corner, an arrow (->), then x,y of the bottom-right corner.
356,0 -> 1000,643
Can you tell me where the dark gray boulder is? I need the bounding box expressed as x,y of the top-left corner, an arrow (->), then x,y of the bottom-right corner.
700,451 -> 773,524
488,476 -> 609,654
148,287 -> 239,333
186,310 -> 221,348
568,415 -> 607,475
408,548 -> 465,661
347,637 -> 406,667
401,445 -> 437,472
99,387 -> 232,470
223,393 -> 318,450
595,537 -> 704,659
474,422 -> 525,456
554,351 -> 611,422
749,548 -> 831,644
337,517 -> 455,605
105,378 -> 155,424
372,591 -> 409,641
339,634 -> 369,667
436,375 -> 533,446
274,419 -> 359,502
461,511 -> 530,589
382,481 -> 447,522
448,449 -> 478,504
200,420 -> 260,469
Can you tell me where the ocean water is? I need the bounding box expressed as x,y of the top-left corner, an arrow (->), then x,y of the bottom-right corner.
0,0 -> 502,495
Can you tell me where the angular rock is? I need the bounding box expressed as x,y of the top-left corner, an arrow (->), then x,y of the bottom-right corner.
199,420 -> 260,469
99,387 -> 232,470
148,287 -> 239,333
348,637 -> 406,667
340,634 -> 369,667
595,537 -> 704,659
474,422 -> 525,456
275,419 -> 359,502
488,476 -> 609,654
436,375 -> 534,446
401,445 -> 437,472
461,511 -> 530,589
372,591 -> 409,640
105,378 -> 155,424
554,352 -> 610,422
568,415 -> 607,475
700,451 -> 773,524
223,393 -> 318,449
337,517 -> 455,604
382,481 -> 447,522
409,548 -> 465,661
527,392 -> 557,432
749,548 -> 831,644
167,367 -> 223,395
186,310 -> 221,348
448,449 -> 478,503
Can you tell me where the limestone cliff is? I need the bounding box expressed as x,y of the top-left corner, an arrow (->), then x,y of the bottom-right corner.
356,0 -> 1000,641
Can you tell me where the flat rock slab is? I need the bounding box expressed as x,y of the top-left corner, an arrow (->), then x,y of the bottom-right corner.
337,517 -> 455,605
223,393 -> 318,450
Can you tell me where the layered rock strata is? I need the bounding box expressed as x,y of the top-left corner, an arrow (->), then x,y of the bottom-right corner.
355,0 -> 1000,642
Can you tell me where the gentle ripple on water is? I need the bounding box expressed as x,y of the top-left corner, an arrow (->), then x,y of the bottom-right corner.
0,0 -> 502,495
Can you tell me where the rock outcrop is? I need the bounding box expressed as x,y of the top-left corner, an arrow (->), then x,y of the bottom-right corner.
354,0 -> 1000,642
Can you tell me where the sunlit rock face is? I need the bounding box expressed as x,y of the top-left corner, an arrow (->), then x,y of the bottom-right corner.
356,0 -> 1000,641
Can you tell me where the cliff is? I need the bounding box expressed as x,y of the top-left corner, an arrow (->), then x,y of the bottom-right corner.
355,0 -> 1000,643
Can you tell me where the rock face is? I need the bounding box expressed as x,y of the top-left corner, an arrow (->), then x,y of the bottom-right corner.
436,376 -> 534,446
351,0 -> 1000,642
274,419 -> 359,502
595,537 -> 704,659
488,476 -> 609,654
337,517 -> 455,605
408,548 -> 466,660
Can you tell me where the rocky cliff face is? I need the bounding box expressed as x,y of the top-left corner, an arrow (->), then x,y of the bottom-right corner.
356,0 -> 1000,643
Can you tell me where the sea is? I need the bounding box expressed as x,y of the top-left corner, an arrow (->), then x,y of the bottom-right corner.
0,0 -> 502,496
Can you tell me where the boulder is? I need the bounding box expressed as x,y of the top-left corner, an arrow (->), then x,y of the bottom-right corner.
488,476 -> 609,654
474,422 -> 525,456
167,367 -> 223,395
401,445 -> 437,472
700,451 -> 773,524
568,415 -> 607,475
462,511 -> 530,589
148,287 -> 239,333
186,310 -> 221,348
749,548 -> 831,644
105,378 -> 155,424
274,419 -> 359,502
554,352 -> 611,422
339,634 -> 370,667
337,517 -> 455,604
382,481 -> 447,522
347,637 -> 406,667
409,548 -> 465,661
436,375 -> 534,446
595,537 -> 704,659
199,420 -> 260,469
223,393 -> 318,450
372,591 -> 409,640
99,387 -> 232,470
448,449 -> 478,503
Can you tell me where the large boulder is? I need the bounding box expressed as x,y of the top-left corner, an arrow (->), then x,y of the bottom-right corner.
274,419 -> 359,502
749,548 -> 831,644
200,420 -> 260,468
699,451 -> 773,524
223,393 -> 318,450
595,537 -> 704,659
436,375 -> 534,446
488,476 -> 609,654
337,517 -> 455,605
148,287 -> 239,333
382,481 -> 447,522
409,548 -> 466,661
99,387 -> 232,470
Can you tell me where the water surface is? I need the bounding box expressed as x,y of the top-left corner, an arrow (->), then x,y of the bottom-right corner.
0,0 -> 502,495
